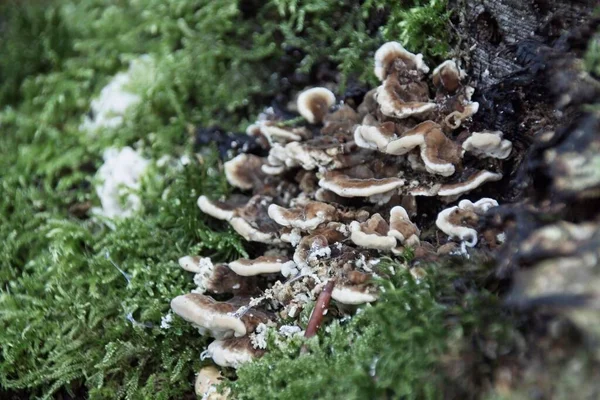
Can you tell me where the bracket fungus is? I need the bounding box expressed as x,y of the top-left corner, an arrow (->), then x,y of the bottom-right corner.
436,198 -> 499,248
173,41 -> 513,372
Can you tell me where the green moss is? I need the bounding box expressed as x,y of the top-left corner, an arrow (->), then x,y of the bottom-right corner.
0,0 -> 453,398
228,257 -> 518,399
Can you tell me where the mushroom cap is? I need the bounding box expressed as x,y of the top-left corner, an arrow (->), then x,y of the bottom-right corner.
268,201 -> 337,230
350,214 -> 397,250
205,337 -> 263,369
388,206 -> 420,247
437,170 -> 503,197
462,131 -> 513,159
194,366 -> 227,399
432,60 -> 464,93
436,206 -> 479,247
170,293 -> 247,339
224,153 -> 265,190
353,122 -> 397,151
331,286 -> 378,305
179,257 -> 256,295
374,41 -> 430,81
322,105 -> 360,135
197,196 -> 235,221
386,121 -> 462,177
443,88 -> 479,129
319,171 -> 404,198
229,216 -> 279,243
260,122 -> 312,144
436,198 -> 499,247
228,256 -> 295,276
179,255 -> 212,273
376,74 -> 437,119
297,87 -> 336,124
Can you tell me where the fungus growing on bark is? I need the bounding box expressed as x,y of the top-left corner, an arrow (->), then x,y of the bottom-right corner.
436,198 -> 499,247
178,40 -> 514,372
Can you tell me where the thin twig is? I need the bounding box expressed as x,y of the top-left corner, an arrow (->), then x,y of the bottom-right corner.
304,280 -> 336,339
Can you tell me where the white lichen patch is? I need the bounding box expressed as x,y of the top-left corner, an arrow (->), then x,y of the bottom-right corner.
80,56 -> 154,133
93,147 -> 150,219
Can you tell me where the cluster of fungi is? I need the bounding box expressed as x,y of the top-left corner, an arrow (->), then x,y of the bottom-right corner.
170,42 -> 515,397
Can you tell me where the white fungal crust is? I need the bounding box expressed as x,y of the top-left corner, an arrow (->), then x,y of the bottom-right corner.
228,256 -> 294,276
462,131 -> 513,159
374,41 -> 429,81
318,172 -> 404,198
297,87 -> 336,124
435,198 -> 499,247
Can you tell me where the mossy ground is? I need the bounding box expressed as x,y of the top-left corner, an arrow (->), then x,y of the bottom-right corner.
1,0 -> 586,399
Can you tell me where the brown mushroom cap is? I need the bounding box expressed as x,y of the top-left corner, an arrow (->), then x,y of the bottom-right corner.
437,170 -> 502,197
297,87 -> 336,124
224,153 -> 265,190
179,256 -> 256,295
268,201 -> 337,230
197,196 -> 236,220
432,60 -> 464,93
205,336 -> 265,369
353,121 -> 397,151
228,256 -> 295,276
436,198 -> 498,247
376,73 -> 437,119
388,206 -> 420,247
199,194 -> 281,244
374,41 -> 429,81
171,294 -> 247,338
322,105 -> 360,135
386,121 -> 463,177
350,213 -> 397,250
260,122 -> 312,144
443,86 -> 479,129
319,171 -> 404,198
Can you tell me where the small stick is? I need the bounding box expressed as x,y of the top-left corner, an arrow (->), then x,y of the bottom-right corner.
304,280 -> 336,339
